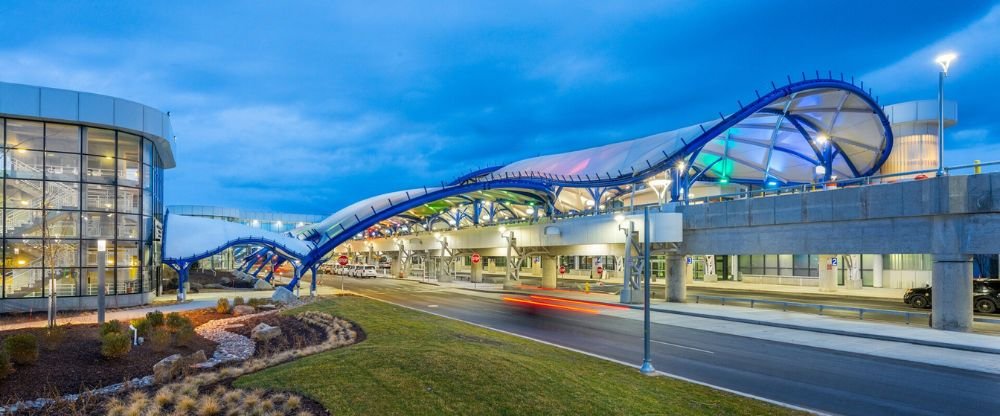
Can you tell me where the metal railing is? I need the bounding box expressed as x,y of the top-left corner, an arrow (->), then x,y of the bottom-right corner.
692,294 -> 931,325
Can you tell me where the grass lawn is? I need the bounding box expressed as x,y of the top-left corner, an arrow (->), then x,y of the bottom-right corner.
235,295 -> 805,415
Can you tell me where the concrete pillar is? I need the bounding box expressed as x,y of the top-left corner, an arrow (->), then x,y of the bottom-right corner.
666,254 -> 686,302
437,259 -> 453,282
703,255 -> 717,282
932,254 -> 973,331
729,254 -> 739,280
390,256 -> 401,278
846,254 -> 863,290
541,255 -> 557,289
471,258 -> 483,283
872,255 -> 884,288
818,254 -> 838,292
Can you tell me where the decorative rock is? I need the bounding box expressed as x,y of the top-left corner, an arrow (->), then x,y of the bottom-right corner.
205,283 -> 226,289
233,305 -> 256,316
153,354 -> 183,384
258,303 -> 277,310
251,323 -> 282,341
253,279 -> 274,290
220,277 -> 233,285
271,286 -> 300,305
183,350 -> 208,367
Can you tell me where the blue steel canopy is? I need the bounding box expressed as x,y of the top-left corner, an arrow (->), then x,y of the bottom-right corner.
162,77 -> 893,278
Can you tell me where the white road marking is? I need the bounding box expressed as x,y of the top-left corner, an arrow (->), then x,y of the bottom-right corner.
428,304 -> 439,308
651,340 -> 715,354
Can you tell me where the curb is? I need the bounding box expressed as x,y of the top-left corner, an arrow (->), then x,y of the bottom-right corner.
454,287 -> 1000,356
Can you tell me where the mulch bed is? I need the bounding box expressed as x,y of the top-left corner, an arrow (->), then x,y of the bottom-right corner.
226,314 -> 328,357
0,323 -> 216,404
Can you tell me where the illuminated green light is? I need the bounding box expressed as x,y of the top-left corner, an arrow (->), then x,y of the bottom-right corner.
719,177 -> 729,184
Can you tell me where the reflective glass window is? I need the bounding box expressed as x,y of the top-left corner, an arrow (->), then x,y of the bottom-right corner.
45,123 -> 81,153
85,155 -> 116,184
45,152 -> 81,181
82,212 -> 115,239
44,240 -> 80,267
6,179 -> 43,209
6,239 -> 44,268
7,149 -> 44,179
45,181 -> 80,210
118,133 -> 140,161
118,214 -> 140,240
118,159 -> 140,187
5,210 -> 43,237
83,127 -> 115,157
45,211 -> 80,238
117,187 -> 140,214
84,184 -> 116,211
6,269 -> 44,298
46,268 -> 80,296
143,139 -> 153,165
83,240 -> 114,267
6,119 -> 44,150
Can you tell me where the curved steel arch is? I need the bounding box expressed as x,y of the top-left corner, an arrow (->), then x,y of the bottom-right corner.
476,78 -> 892,189
163,236 -> 312,268
299,178 -> 555,270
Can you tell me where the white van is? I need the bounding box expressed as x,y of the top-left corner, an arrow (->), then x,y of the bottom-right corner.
361,265 -> 378,278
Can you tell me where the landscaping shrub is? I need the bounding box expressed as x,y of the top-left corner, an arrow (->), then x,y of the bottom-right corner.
149,327 -> 171,352
3,333 -> 39,365
247,298 -> 269,308
166,312 -> 190,333
233,296 -> 245,306
41,325 -> 67,351
146,310 -> 165,327
100,332 -> 132,359
100,320 -> 123,336
174,322 -> 196,347
0,349 -> 12,380
132,317 -> 151,337
216,297 -> 231,314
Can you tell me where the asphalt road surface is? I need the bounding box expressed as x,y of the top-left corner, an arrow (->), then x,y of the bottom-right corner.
323,276 -> 1000,416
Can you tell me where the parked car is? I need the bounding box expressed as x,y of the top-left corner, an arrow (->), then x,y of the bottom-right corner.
361,265 -> 378,278
903,279 -> 1000,313
348,265 -> 361,277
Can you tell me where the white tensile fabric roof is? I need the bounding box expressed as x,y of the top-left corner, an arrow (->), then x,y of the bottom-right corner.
164,214 -> 313,261
490,87 -> 888,184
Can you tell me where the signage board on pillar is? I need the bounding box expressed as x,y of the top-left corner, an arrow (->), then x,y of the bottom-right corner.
471,253 -> 481,264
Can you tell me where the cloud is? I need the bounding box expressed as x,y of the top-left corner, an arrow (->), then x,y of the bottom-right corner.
863,4 -> 1000,93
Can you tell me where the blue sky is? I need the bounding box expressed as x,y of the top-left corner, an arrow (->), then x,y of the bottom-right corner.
0,1 -> 997,215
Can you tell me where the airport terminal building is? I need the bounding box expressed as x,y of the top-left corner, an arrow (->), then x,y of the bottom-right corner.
0,82 -> 173,312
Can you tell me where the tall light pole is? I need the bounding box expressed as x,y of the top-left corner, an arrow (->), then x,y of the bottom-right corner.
639,206 -> 655,375
97,239 -> 107,324
935,52 -> 956,177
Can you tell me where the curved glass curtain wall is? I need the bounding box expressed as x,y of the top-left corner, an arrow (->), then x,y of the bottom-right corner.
1,117 -> 165,298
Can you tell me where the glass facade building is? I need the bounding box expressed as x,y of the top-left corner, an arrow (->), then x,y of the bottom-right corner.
0,82 -> 174,312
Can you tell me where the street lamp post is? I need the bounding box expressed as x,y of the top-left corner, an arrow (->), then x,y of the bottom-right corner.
647,173 -> 671,206
640,206 -> 655,375
935,52 -> 956,177
97,239 -> 107,324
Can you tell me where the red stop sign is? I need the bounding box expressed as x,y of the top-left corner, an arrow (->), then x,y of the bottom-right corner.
337,255 -> 349,266
559,265 -> 566,274
471,253 -> 481,264
596,265 -> 604,275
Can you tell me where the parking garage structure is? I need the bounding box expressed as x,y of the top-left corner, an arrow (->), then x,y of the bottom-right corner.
0,82 -> 173,312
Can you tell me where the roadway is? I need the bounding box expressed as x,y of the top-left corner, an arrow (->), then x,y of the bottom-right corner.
321,276 -> 1000,416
